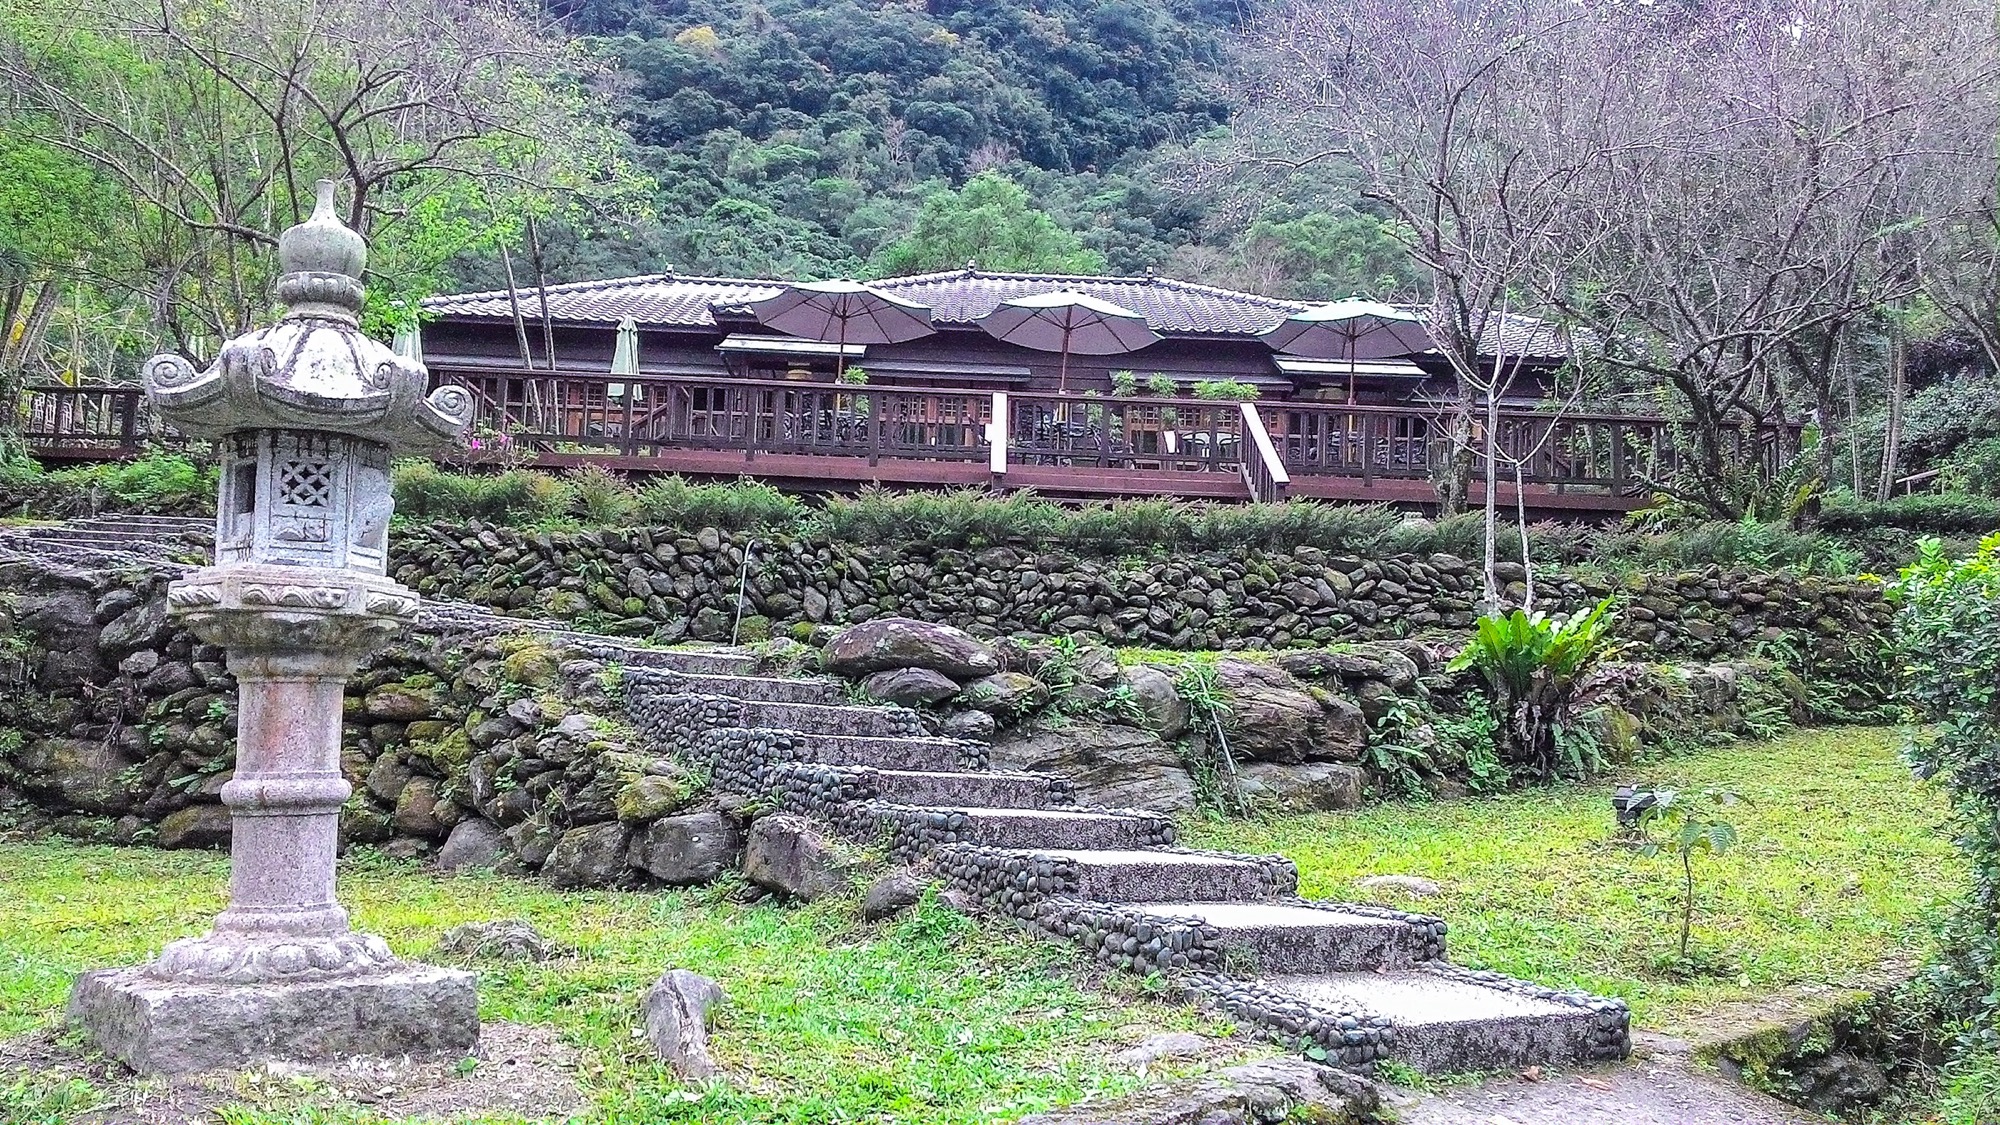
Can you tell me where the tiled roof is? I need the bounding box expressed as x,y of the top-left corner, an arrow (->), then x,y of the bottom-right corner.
420,275 -> 786,327
867,269 -> 1305,336
421,270 -> 1572,359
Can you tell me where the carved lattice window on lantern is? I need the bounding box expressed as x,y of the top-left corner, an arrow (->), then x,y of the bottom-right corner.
276,459 -> 334,508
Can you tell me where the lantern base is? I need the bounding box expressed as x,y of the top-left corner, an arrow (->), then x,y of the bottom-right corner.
66,960 -> 478,1076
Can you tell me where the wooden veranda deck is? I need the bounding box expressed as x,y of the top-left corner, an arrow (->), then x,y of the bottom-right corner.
21,370 -> 1800,517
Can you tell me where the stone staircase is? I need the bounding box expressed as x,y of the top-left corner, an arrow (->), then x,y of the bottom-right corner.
2,515 -> 212,557
586,638 -> 1631,1076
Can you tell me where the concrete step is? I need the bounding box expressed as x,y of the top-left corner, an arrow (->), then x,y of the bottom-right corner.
728,697 -> 926,739
623,666 -> 845,705
1252,969 -> 1627,1073
1019,848 -> 1294,903
861,803 -> 1175,851
865,767 -> 1070,809
1124,901 -> 1442,974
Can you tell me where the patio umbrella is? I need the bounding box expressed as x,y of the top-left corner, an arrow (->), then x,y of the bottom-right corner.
1259,300 -> 1434,403
975,291 -> 1161,393
749,279 -> 934,381
391,322 -> 424,364
608,315 -> 640,399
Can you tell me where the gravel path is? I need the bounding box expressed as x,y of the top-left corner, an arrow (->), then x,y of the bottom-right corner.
1388,1035 -> 1819,1125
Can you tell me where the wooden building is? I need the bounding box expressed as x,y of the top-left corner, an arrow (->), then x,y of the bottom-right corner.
417,267 -> 1572,403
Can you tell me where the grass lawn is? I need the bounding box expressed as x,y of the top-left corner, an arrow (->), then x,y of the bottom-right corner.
0,851 -> 1233,1124
1186,725 -> 1965,1036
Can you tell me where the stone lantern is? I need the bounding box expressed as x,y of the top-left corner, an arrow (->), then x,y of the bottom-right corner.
66,180 -> 480,1075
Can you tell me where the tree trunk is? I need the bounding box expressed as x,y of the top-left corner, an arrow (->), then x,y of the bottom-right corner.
1481,387 -> 1501,611
1878,328 -> 1907,500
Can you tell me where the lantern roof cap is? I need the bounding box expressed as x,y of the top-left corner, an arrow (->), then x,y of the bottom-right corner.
142,180 -> 471,451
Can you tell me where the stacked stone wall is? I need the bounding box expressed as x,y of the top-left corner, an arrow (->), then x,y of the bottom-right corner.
388,522 -> 1893,707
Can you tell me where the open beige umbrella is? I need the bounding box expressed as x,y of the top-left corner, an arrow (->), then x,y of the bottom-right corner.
975,291 -> 1160,393
1260,300 -> 1434,403
749,279 -> 934,381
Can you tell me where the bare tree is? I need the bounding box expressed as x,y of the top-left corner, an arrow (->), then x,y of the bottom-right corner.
1207,0 -> 1645,514
0,0 -> 632,357
1541,0 -> 2000,516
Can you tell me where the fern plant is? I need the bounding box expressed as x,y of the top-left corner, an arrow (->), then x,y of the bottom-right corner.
1447,597 -> 1619,778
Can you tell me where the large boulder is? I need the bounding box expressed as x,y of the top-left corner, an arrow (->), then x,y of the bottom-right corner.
958,672 -> 1049,719
859,667 -> 961,707
97,597 -> 169,656
627,811 -> 743,886
861,870 -> 926,921
742,814 -> 862,901
18,589 -> 101,688
13,737 -> 135,814
1272,645 -> 1421,691
436,818 -> 511,873
364,682 -> 437,722
1235,762 -> 1365,814
639,969 -> 727,1080
542,822 -> 635,890
822,618 -> 1000,679
1119,665 -> 1189,739
391,777 -> 448,839
1211,660 -> 1327,765
156,804 -> 232,849
990,722 -> 1197,813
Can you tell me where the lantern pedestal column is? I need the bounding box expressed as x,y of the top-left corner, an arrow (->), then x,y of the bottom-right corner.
65,565 -> 479,1076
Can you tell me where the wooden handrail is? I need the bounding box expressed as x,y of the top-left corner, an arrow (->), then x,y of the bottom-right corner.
1240,401 -> 1289,503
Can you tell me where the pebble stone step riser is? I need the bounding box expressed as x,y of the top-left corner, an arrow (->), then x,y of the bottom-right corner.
1073,862 -> 1286,905
623,669 -> 846,705
26,527 -> 200,541
734,729 -> 974,772
565,639 -> 761,677
864,804 -> 1173,852
1386,1012 -> 1604,1074
728,698 -> 926,739
864,770 -> 1071,810
1201,923 -> 1433,976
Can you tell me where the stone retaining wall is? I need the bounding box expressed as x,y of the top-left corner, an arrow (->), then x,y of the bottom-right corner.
0,545 -> 1848,876
388,522 -> 1894,708
0,549 -> 731,890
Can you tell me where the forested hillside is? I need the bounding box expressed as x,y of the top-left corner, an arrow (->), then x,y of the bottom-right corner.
459,0 -> 1416,296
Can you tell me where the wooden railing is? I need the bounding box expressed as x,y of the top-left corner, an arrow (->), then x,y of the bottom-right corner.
20,371 -> 1802,511
22,385 -> 154,454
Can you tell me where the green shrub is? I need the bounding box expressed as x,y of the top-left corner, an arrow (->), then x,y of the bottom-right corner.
1190,378 -> 1260,401
1821,492 -> 2000,537
635,476 -> 804,533
1888,533 -> 2000,1057
1447,597 -> 1619,779
564,464 -> 639,526
26,449 -> 217,516
1940,437 -> 2000,499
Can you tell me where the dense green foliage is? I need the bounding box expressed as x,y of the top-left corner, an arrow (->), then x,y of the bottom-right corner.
1889,535 -> 2000,1072
441,0 -> 1410,296
0,451 -> 214,518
